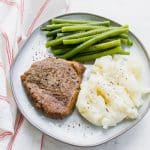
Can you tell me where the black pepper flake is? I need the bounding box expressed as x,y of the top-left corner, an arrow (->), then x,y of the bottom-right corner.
106,108 -> 109,112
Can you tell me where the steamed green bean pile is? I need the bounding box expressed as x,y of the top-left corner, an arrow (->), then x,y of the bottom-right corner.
41,18 -> 133,62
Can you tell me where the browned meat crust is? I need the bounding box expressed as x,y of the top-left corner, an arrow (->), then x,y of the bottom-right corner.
21,57 -> 85,119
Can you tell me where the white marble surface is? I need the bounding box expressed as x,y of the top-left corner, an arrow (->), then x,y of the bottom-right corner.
43,0 -> 150,149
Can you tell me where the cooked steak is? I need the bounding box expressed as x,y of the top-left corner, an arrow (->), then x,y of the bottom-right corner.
21,57 -> 85,119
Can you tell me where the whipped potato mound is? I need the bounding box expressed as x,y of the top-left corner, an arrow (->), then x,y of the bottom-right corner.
76,55 -> 144,129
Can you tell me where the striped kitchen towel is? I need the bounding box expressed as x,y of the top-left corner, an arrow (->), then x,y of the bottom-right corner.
0,0 -> 69,149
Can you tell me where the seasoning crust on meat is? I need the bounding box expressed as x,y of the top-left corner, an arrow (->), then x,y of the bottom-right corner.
21,57 -> 85,119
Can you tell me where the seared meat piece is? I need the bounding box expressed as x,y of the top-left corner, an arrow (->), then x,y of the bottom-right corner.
21,57 -> 85,119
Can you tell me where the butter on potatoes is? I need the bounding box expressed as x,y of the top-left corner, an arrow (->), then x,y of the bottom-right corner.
76,55 -> 144,129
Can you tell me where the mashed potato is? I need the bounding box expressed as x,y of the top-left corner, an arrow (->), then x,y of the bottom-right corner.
76,55 -> 144,129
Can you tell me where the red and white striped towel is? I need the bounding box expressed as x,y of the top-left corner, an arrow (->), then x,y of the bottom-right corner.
0,0 -> 69,149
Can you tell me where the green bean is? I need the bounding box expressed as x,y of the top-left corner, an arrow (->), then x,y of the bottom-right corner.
86,39 -> 121,52
56,33 -> 69,39
103,37 -> 133,46
60,27 -> 128,59
105,38 -> 131,46
63,35 -> 95,45
63,36 -> 121,46
57,33 -> 66,38
42,22 -> 111,31
41,27 -> 48,31
121,39 -> 133,46
56,32 -> 77,38
128,39 -> 133,46
46,29 -> 61,37
62,25 -> 103,32
46,27 -> 110,47
47,36 -> 55,41
119,34 -> 128,39
61,25 -> 128,33
51,39 -> 120,55
42,23 -> 110,31
51,19 -> 110,26
51,48 -> 70,55
51,44 -> 74,49
41,24 -> 72,31
117,51 -> 130,55
88,21 -> 110,26
51,49 -> 64,55
72,46 -> 123,62
74,47 -> 130,59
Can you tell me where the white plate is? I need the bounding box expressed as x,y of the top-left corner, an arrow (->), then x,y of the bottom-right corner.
10,13 -> 150,147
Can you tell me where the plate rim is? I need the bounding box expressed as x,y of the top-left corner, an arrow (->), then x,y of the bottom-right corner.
10,12 -> 150,147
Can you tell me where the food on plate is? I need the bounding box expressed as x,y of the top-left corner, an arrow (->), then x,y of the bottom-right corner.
52,39 -> 121,55
73,46 -> 129,62
41,18 -> 133,61
76,55 -> 144,128
21,57 -> 85,119
51,18 -> 110,25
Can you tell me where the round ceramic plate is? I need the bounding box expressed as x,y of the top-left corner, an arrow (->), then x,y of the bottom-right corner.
10,13 -> 150,147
